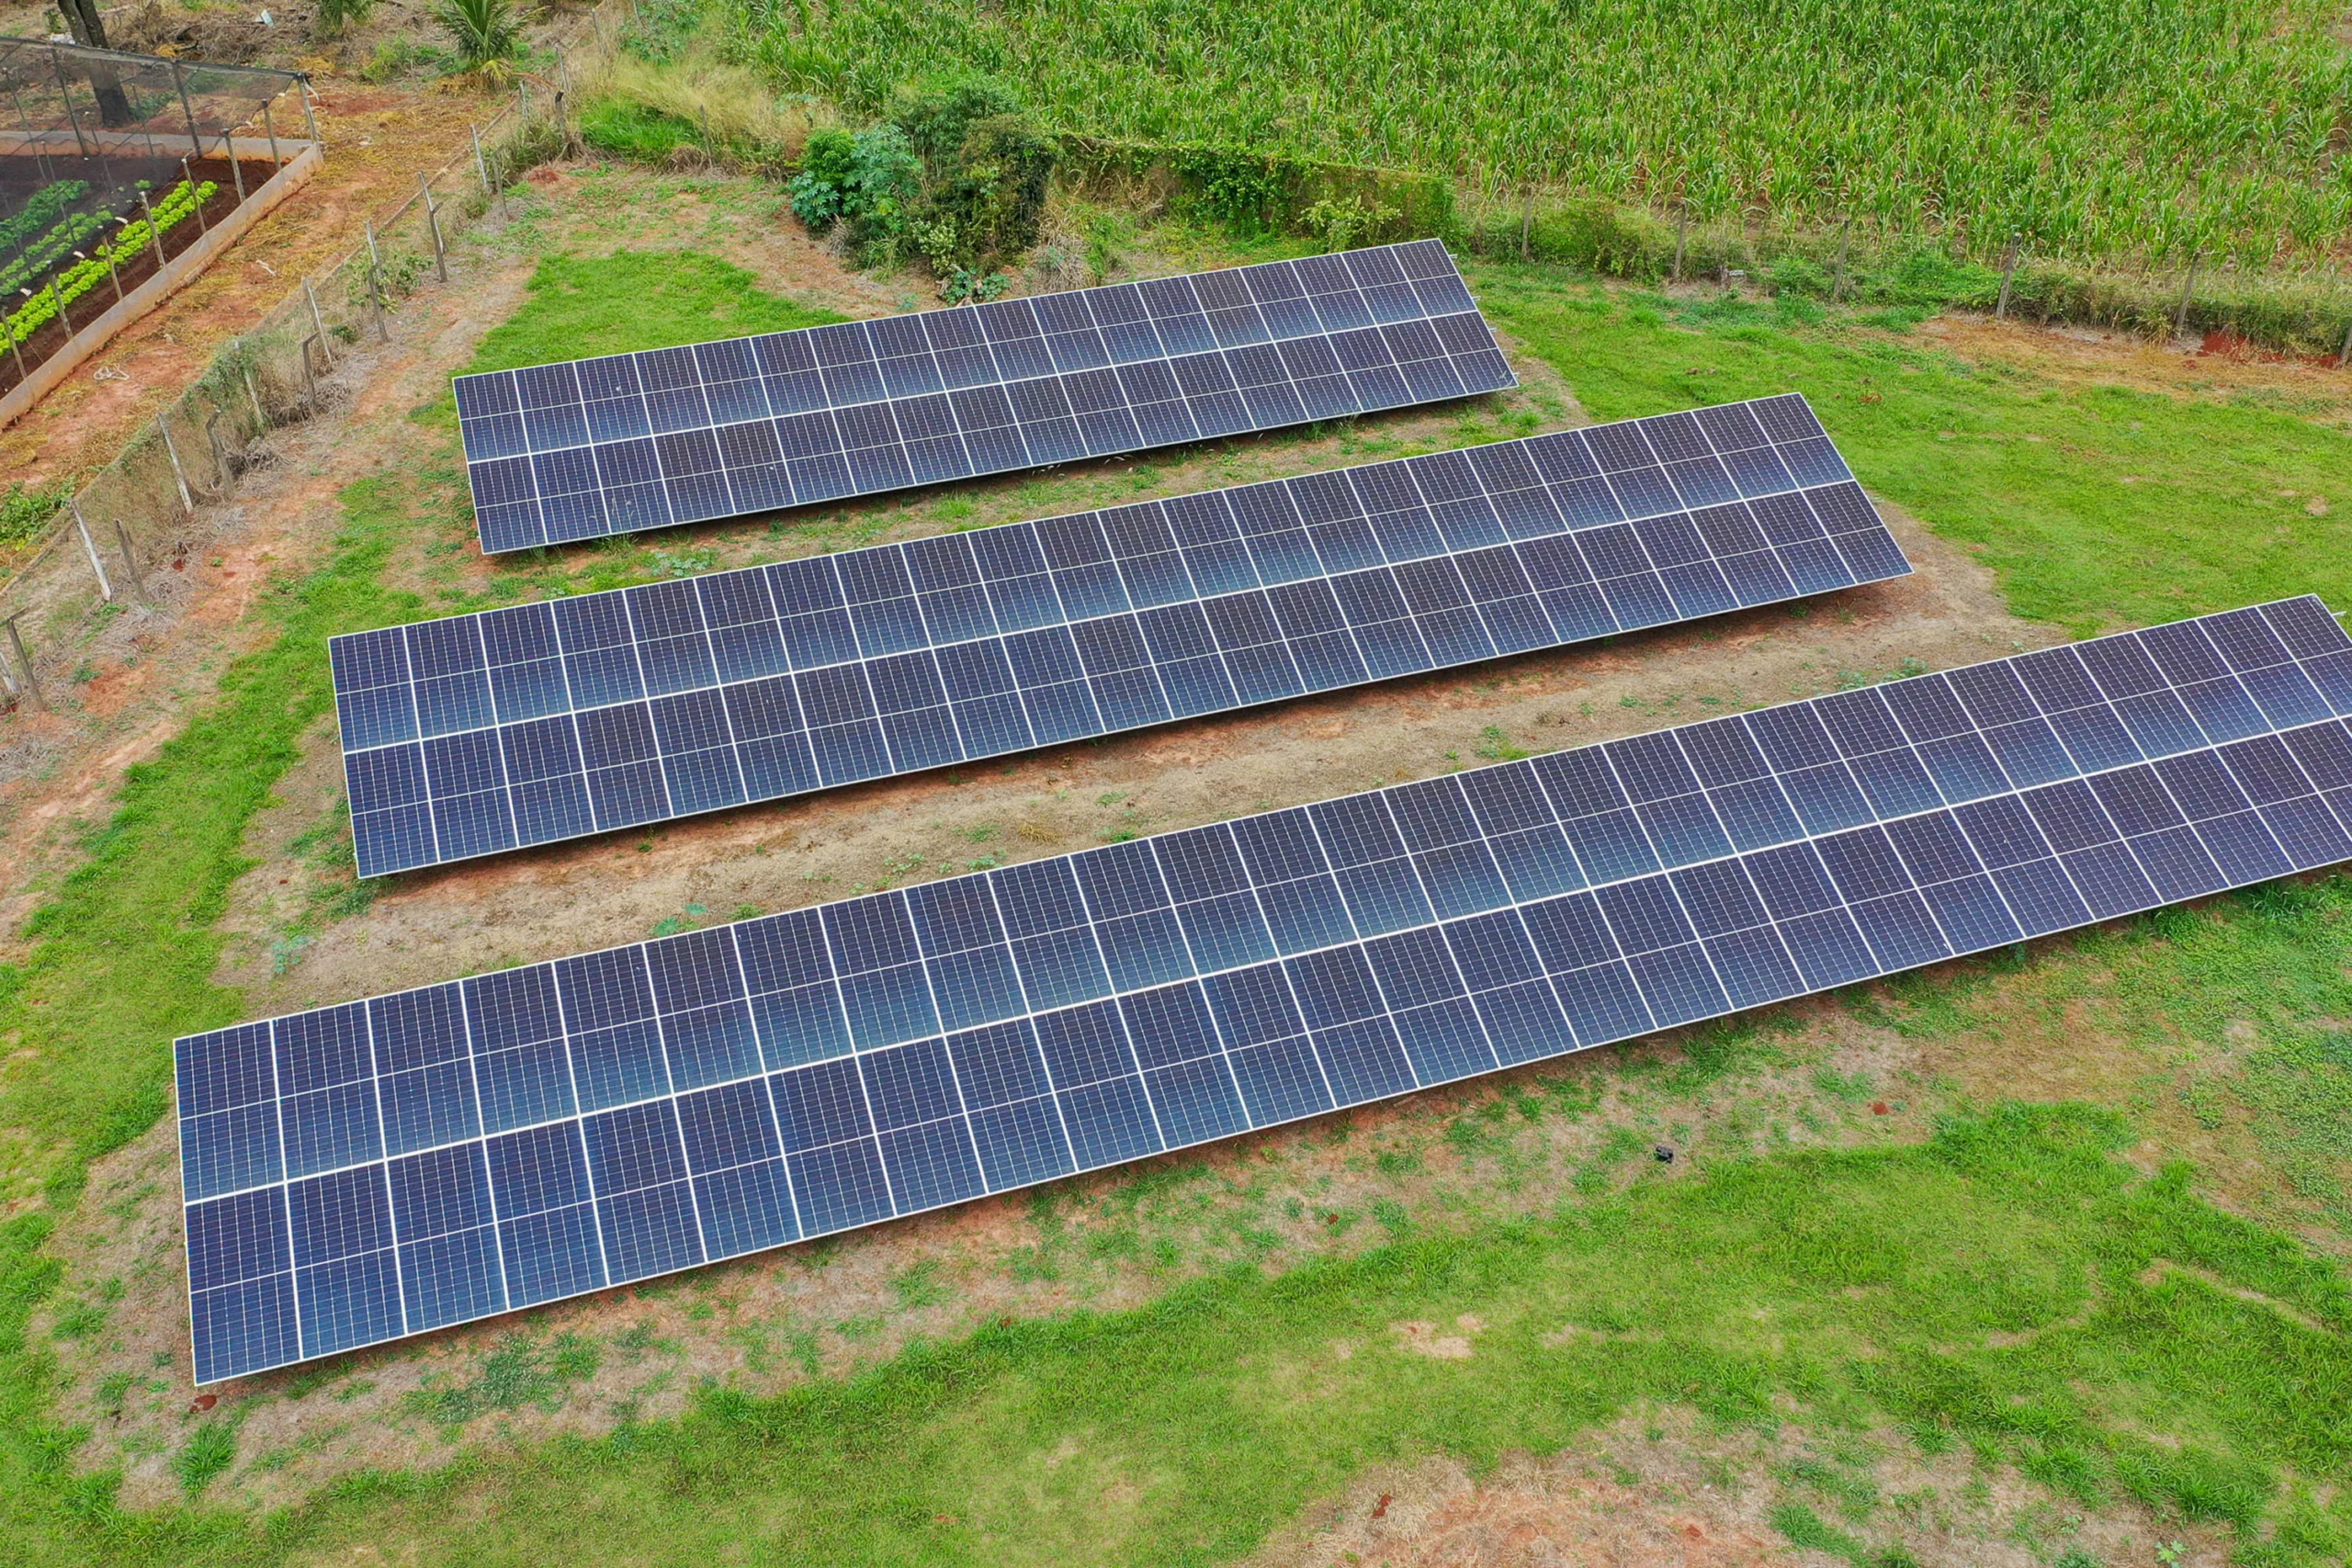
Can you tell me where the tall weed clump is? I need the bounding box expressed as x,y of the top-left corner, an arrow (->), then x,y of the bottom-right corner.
581,0 -> 823,172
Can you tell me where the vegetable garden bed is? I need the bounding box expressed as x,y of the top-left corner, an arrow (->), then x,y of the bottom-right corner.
0,154 -> 267,397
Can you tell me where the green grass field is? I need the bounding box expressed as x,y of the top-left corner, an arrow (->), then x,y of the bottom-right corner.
3,236 -> 2349,1564
1467,268 -> 2352,637
53,1106 -> 2352,1565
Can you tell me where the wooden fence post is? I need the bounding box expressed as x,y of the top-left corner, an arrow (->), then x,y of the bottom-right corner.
3,615 -> 43,712
155,411 -> 195,514
181,156 -> 207,234
300,333 -> 322,411
114,518 -> 152,605
420,172 -> 448,284
71,499 -> 112,603
471,122 -> 493,202
365,220 -> 389,341
138,188 -> 165,267
305,276 -> 334,366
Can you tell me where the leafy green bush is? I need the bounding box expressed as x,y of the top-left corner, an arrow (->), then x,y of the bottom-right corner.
1303,193 -> 1400,254
787,76 -> 1055,279
888,73 -> 1021,163
620,0 -> 700,62
787,125 -> 922,262
786,129 -> 856,226
913,113 -> 1055,274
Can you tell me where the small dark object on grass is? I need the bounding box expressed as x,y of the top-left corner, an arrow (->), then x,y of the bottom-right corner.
1655,1145 -> 1675,1163
1372,1493 -> 1393,1519
1871,1100 -> 1891,1115
187,1393 -> 218,1413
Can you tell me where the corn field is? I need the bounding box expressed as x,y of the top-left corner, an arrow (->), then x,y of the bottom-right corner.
731,0 -> 2352,266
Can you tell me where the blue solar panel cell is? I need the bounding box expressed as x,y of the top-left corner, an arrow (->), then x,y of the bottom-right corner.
459,243 -> 1513,553
182,597 -> 2352,1380
348,395 -> 1905,875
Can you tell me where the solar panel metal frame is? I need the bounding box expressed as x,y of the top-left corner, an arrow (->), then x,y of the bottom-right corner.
182,596 -> 2352,1383
454,240 -> 1518,554
339,392 -> 1906,877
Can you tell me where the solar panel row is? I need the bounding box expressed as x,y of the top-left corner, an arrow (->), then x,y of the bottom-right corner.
455,242 -> 1515,553
339,394 -> 1905,877
181,597 -> 2352,1381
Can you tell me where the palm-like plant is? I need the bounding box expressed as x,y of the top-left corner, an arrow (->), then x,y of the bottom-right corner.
435,0 -> 519,69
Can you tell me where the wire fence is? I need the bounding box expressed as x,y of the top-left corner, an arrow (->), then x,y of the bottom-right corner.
1,36 -> 316,403
0,3 -> 623,717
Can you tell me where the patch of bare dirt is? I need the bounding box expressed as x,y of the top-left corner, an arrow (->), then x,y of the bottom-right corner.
0,237 -> 537,945
1250,1410 -> 2233,1568
1392,1314 -> 1485,1359
1922,313 -> 2352,432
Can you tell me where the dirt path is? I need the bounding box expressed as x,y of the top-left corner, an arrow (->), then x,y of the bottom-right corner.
0,224 -> 535,944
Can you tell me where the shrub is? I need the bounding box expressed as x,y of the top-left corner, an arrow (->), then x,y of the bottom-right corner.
787,125 -> 921,263
786,128 -> 857,227
914,114 -> 1055,273
787,77 -> 1055,279
1303,193 -> 1401,254
888,73 -> 1021,163
0,481 -> 69,549
620,0 -> 699,62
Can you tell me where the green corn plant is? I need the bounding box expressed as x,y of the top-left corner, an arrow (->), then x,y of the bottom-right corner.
732,0 -> 2352,265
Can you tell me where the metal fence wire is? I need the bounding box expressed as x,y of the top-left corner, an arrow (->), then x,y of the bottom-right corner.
0,6 -> 618,715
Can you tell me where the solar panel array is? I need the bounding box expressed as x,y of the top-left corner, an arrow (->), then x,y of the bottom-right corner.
453,241 -> 1516,554
336,393 -> 1905,877
184,597 -> 2352,1381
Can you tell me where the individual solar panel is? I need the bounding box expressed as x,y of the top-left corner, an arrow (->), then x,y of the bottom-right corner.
337,392 -> 1905,876
453,241 -> 1518,553
184,596 -> 2352,1381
